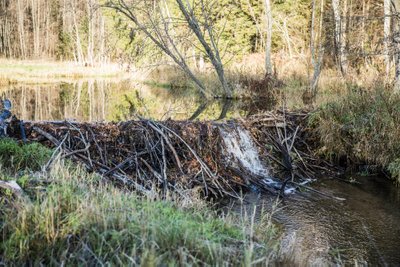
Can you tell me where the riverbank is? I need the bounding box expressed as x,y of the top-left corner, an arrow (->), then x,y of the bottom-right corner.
0,59 -> 128,85
310,87 -> 400,183
0,138 -> 278,265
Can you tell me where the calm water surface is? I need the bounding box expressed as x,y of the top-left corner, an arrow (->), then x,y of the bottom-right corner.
0,79 -> 276,121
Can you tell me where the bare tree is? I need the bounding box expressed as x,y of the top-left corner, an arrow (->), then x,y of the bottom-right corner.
310,0 -> 325,95
105,0 -> 233,98
105,0 -> 210,96
332,0 -> 347,76
264,0 -> 273,75
175,0 -> 233,97
384,0 -> 391,79
392,0 -> 400,91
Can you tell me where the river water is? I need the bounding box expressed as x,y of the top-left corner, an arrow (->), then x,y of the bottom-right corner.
224,175 -> 400,266
2,79 -> 400,266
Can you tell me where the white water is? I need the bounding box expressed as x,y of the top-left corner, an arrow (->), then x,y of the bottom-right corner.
219,125 -> 269,176
219,125 -> 296,194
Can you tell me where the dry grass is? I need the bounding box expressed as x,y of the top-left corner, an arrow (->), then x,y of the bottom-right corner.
309,87 -> 400,182
0,59 -> 128,85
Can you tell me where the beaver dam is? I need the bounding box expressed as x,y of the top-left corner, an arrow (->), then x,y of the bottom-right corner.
9,110 -> 332,199
5,108 -> 400,265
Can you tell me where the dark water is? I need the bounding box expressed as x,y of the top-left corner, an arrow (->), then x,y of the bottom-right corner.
226,175 -> 400,266
0,79 -> 276,122
3,80 -> 400,266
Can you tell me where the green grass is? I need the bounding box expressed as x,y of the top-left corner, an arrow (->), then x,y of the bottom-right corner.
310,87 -> 400,182
0,140 -> 278,265
0,138 -> 52,173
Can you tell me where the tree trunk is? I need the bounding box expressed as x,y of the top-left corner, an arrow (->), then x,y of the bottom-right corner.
17,0 -> 26,58
392,0 -> 400,91
332,0 -> 347,76
264,0 -> 273,75
385,0 -> 392,79
175,0 -> 233,98
310,0 -> 325,95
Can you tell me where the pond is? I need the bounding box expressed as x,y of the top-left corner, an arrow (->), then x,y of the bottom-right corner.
0,79 -> 277,122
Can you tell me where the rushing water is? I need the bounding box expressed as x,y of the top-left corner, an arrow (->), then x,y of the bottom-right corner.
2,79 -> 400,266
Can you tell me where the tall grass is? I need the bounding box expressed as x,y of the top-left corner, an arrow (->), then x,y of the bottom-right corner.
310,87 -> 400,182
0,140 -> 278,265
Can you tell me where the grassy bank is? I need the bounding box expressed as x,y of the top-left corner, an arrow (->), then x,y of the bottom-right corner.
0,59 -> 128,85
310,88 -> 400,182
0,139 -> 278,265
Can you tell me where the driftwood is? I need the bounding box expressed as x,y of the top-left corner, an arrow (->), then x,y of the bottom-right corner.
7,111 -> 337,199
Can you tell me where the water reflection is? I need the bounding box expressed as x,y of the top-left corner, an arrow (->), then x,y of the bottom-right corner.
0,79 -> 277,122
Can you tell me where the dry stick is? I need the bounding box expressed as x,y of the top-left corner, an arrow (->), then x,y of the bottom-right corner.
159,123 -> 239,198
146,120 -> 183,173
44,133 -> 68,171
88,127 -> 106,165
103,151 -> 148,176
61,144 -> 90,159
67,122 -> 93,168
32,126 -> 152,195
161,139 -> 168,193
140,158 -> 190,201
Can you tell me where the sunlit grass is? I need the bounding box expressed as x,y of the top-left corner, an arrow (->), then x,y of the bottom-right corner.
0,59 -> 128,85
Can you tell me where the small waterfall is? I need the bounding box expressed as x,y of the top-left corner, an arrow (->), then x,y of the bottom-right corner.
219,125 -> 269,177
219,124 -> 296,194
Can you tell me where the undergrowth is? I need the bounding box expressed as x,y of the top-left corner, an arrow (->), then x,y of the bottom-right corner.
0,140 -> 278,266
310,87 -> 400,183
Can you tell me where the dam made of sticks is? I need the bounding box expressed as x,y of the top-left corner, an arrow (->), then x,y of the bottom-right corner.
8,111 -> 332,198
